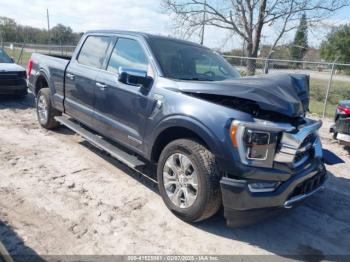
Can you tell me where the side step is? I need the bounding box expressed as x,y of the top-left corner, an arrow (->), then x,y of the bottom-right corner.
55,116 -> 146,169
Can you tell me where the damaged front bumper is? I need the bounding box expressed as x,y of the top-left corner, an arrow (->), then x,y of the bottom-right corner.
220,158 -> 327,228
220,118 -> 327,228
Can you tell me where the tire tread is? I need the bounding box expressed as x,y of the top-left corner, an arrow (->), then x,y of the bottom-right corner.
157,138 -> 222,222
37,88 -> 61,130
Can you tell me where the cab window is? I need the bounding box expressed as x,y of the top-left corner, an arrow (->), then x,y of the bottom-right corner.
107,38 -> 148,73
78,36 -> 112,68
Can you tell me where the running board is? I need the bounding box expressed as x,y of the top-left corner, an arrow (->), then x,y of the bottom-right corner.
55,116 -> 146,169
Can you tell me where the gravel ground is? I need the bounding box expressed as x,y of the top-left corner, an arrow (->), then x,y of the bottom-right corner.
0,94 -> 350,258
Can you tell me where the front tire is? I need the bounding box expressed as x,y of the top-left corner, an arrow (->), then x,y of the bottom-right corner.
157,139 -> 221,222
36,88 -> 61,130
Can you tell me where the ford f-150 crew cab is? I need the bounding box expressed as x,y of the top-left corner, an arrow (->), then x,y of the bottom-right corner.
28,30 -> 327,227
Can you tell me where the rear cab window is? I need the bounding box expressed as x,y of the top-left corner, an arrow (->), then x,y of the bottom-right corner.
77,35 -> 112,69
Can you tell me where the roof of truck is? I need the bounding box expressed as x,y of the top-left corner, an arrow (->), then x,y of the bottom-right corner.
85,30 -> 208,49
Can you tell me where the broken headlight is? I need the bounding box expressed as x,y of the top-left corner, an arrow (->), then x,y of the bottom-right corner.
230,121 -> 280,168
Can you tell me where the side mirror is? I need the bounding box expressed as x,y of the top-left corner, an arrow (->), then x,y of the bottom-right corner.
10,57 -> 15,63
118,67 -> 153,89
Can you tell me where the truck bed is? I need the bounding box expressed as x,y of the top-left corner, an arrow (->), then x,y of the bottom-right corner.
28,53 -> 71,111
42,53 -> 72,60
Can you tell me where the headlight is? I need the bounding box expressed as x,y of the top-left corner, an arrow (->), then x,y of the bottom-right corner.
230,121 -> 280,168
244,130 -> 270,160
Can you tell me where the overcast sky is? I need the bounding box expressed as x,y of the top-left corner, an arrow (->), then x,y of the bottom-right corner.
1,0 -> 350,50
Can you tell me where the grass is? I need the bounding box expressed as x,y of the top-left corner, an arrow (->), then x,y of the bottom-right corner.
4,47 -> 32,67
309,78 -> 350,117
309,100 -> 335,117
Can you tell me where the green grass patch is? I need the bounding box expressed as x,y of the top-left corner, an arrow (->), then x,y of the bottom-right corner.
4,47 -> 32,67
309,99 -> 336,117
309,78 -> 350,117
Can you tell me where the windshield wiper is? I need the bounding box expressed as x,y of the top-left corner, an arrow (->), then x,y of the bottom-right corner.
177,77 -> 214,81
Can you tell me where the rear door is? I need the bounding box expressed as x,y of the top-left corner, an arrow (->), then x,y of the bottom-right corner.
64,35 -> 113,127
93,36 -> 155,151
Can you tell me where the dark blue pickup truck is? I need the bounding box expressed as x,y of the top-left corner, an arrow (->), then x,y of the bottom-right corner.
28,30 -> 327,227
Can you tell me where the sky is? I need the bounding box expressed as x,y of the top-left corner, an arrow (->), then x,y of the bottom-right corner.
1,0 -> 350,51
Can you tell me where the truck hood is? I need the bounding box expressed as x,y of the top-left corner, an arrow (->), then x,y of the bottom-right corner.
173,74 -> 310,118
0,63 -> 25,72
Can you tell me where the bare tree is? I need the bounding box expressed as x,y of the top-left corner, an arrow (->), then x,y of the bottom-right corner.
162,0 -> 349,75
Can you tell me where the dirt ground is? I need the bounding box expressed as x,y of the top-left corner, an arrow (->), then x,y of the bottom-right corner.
1,94 -> 350,258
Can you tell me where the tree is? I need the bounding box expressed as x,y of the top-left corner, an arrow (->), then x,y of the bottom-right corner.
162,0 -> 349,75
0,16 -> 82,45
51,24 -> 75,45
290,13 -> 308,61
0,17 -> 17,42
320,24 -> 350,64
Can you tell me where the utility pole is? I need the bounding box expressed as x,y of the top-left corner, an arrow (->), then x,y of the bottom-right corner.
322,57 -> 340,118
241,39 -> 246,66
0,30 -> 3,50
200,0 -> 206,45
47,9 -> 51,44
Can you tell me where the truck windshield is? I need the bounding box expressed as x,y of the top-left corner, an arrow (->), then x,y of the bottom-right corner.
0,49 -> 13,63
148,37 -> 240,81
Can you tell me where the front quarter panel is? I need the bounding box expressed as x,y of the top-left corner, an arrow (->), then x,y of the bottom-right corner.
144,77 -> 253,170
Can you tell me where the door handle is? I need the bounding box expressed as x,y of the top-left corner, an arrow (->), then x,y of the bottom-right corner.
96,82 -> 108,90
66,73 -> 75,80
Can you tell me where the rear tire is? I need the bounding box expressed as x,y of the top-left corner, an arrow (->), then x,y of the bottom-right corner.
36,88 -> 61,130
157,139 -> 221,222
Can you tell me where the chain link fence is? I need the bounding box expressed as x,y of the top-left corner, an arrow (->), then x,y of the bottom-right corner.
1,42 -> 349,118
224,55 -> 350,118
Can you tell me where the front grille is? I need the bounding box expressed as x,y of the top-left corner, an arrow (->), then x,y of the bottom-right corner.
337,118 -> 350,135
274,119 -> 322,167
289,171 -> 326,199
294,149 -> 310,163
0,78 -> 22,86
0,72 -> 21,79
300,133 -> 316,148
0,72 -> 24,86
0,71 -> 26,80
292,133 -> 316,166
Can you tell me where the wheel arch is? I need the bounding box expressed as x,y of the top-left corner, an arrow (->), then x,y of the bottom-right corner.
33,70 -> 50,96
149,117 -> 223,163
